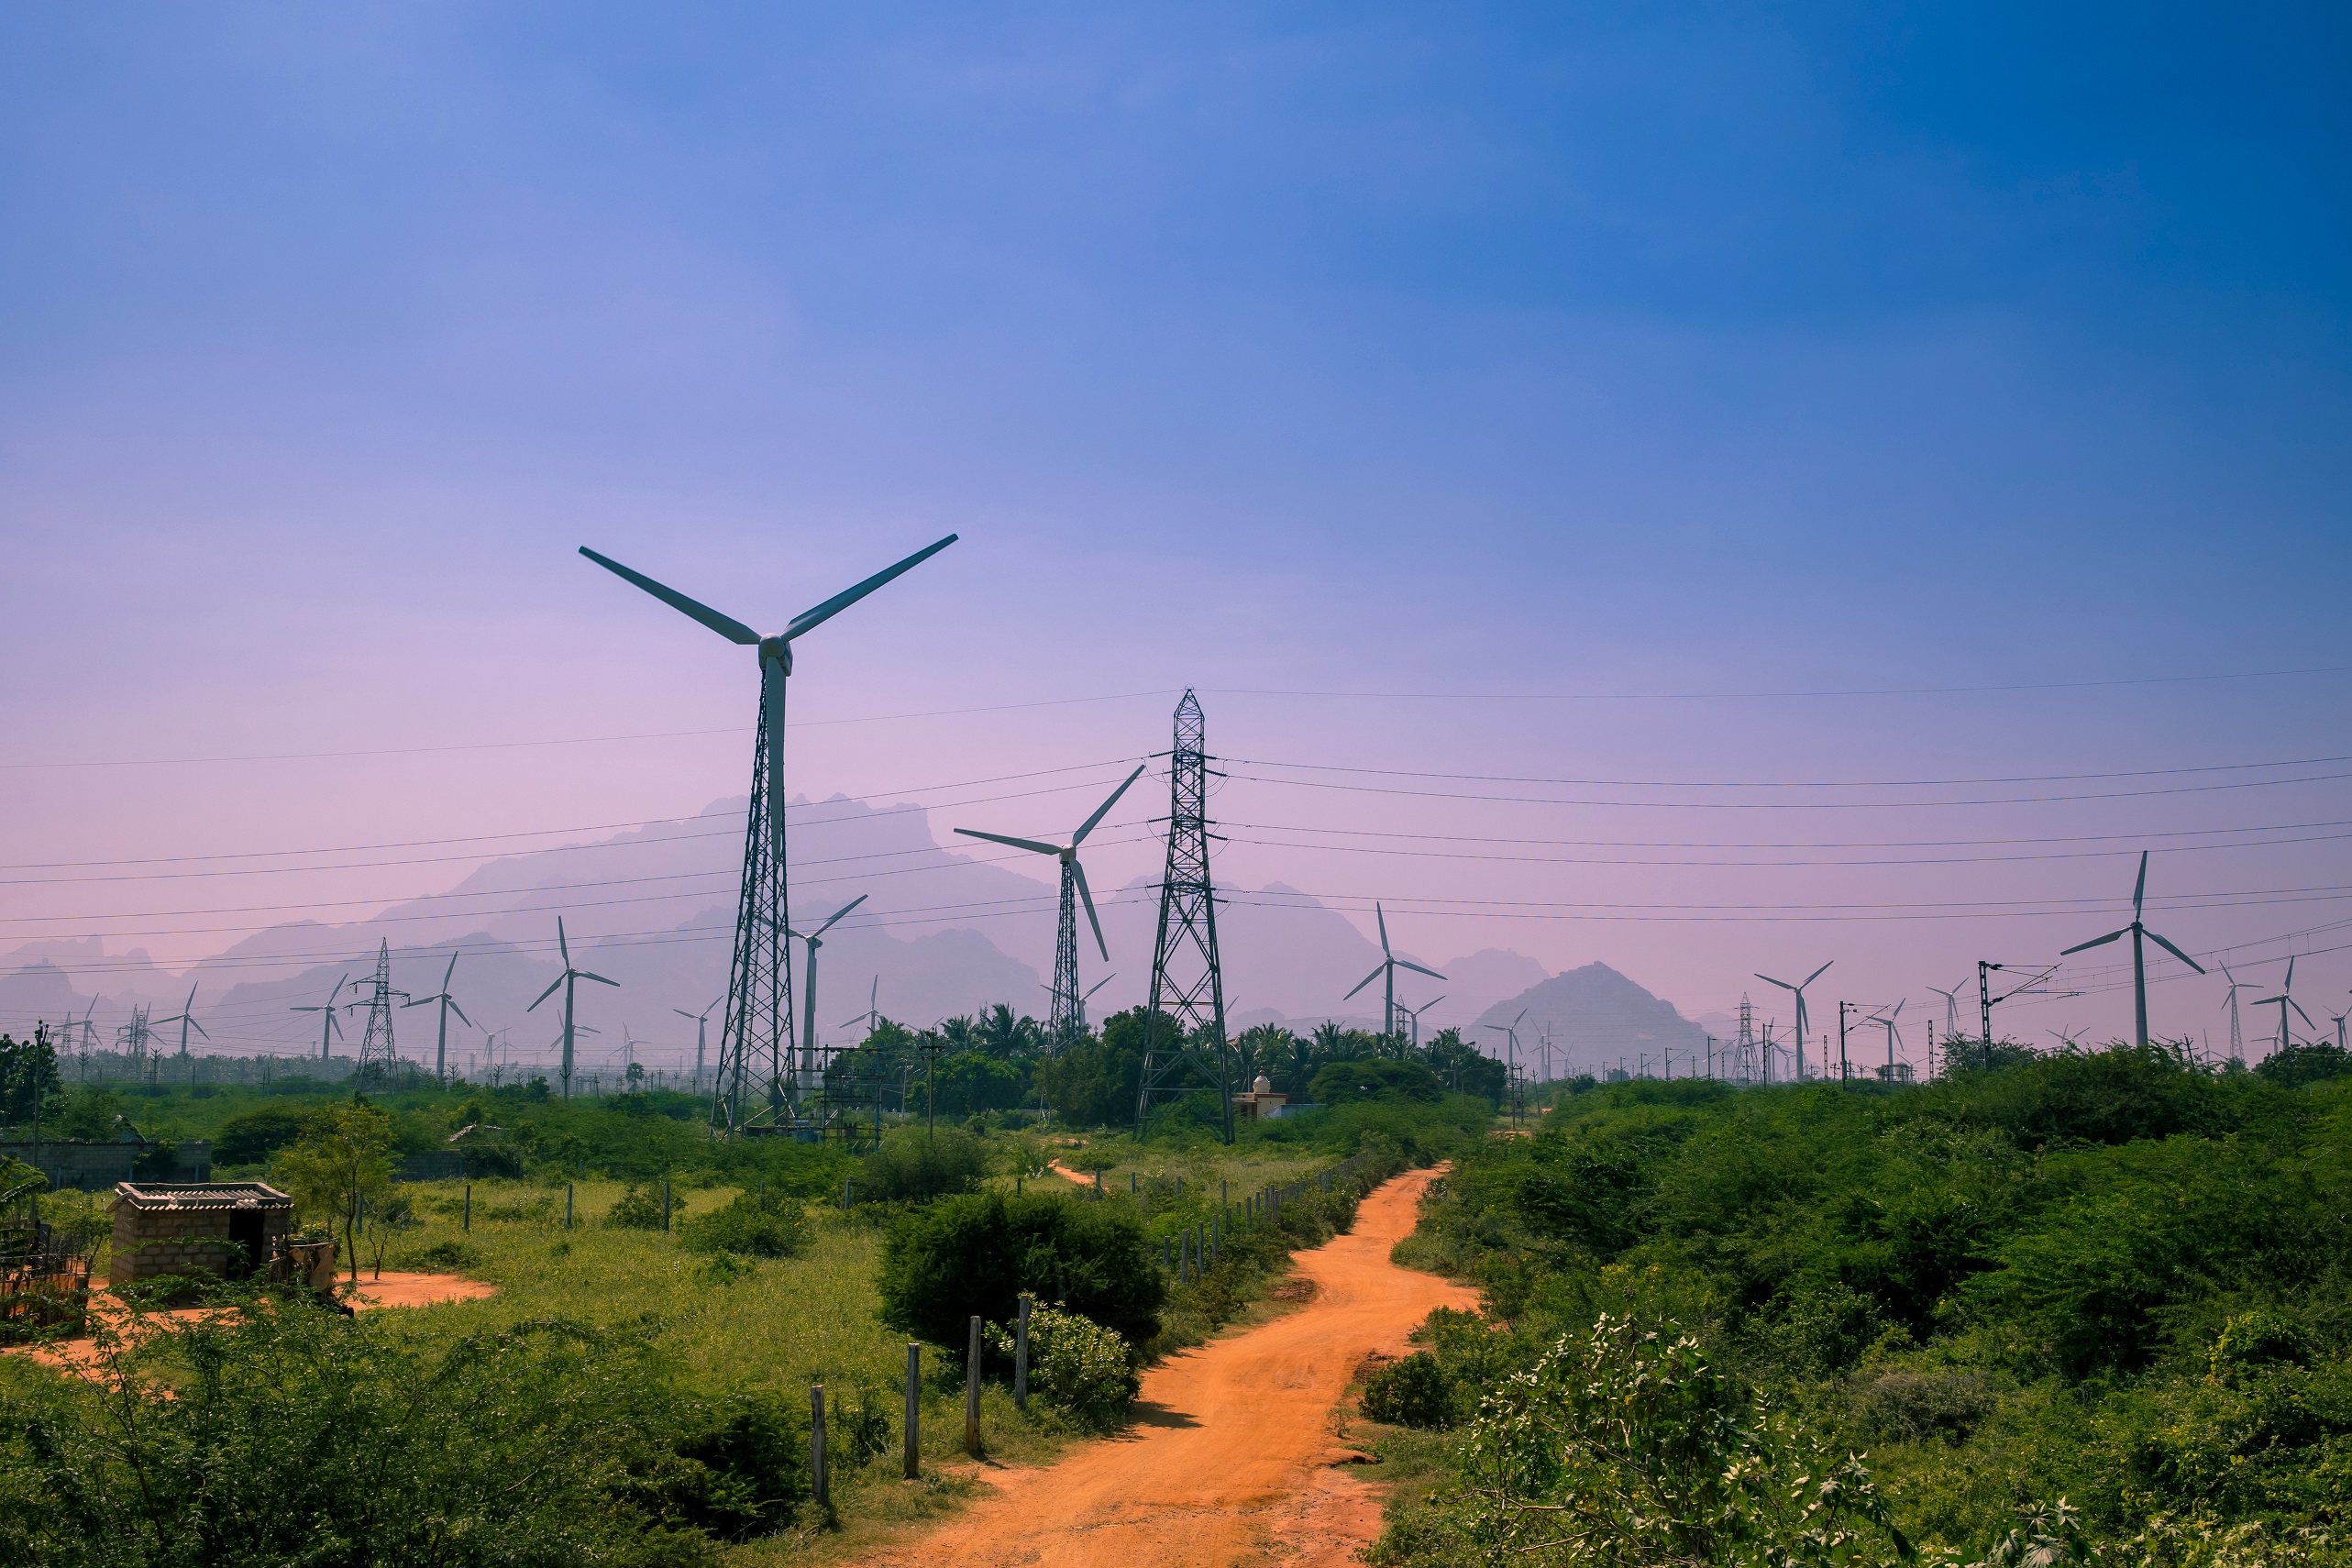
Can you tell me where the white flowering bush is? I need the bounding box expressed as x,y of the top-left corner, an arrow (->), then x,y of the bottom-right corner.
986,1303 -> 1140,1428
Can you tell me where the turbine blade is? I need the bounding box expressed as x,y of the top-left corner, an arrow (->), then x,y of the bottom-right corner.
447,1000 -> 472,1029
2143,929 -> 2206,975
674,1009 -> 700,1021
954,827 -> 1063,856
1890,998 -> 1905,1020
1343,963 -> 1386,1000
2292,999 -> 2315,1027
2133,850 -> 2148,918
1755,974 -> 1796,990
579,547 -> 759,643
814,892 -> 867,937
189,1020 -> 209,1039
1377,901 -> 1391,958
2061,929 -> 2127,955
400,996 -> 432,1008
1804,960 -> 1834,987
444,951 -> 459,988
1071,763 -> 1145,846
580,972 -> 620,988
527,976 -> 564,1012
1072,858 -> 1108,962
1396,958 -> 1447,982
557,917 -> 570,967
782,534 -> 960,642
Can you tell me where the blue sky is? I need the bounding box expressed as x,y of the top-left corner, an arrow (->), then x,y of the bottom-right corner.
3,3 -> 2347,1055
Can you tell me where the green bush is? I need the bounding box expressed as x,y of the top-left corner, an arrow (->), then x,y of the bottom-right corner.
1362,1351 -> 1454,1429
1309,1058 -> 1444,1107
400,1238 -> 481,1272
606,1183 -> 668,1230
212,1104 -> 309,1165
877,1190 -> 1166,1353
677,1190 -> 811,1259
0,1297 -> 742,1565
859,1129 -> 989,1203
985,1304 -> 1139,1426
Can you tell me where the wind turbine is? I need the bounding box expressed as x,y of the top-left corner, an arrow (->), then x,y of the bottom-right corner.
1343,903 -> 1447,1051
2217,962 -> 2259,1060
839,977 -> 880,1041
1867,999 -> 1905,1080
1481,1009 -> 1527,1121
1398,995 -> 1446,1052
1078,974 -> 1115,1035
2059,851 -> 2205,1047
526,917 -> 618,1101
955,763 -> 1145,1050
401,951 -> 472,1083
1755,962 -> 1832,1081
292,976 -> 348,1062
155,984 -> 208,1061
675,993 -> 723,1090
1927,977 -> 1968,1037
2253,957 -> 2313,1055
580,533 -> 957,1134
2327,1006 -> 2348,1052
789,894 -> 867,1094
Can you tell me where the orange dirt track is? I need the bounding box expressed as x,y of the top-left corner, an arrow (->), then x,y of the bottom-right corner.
876,1165 -> 1474,1568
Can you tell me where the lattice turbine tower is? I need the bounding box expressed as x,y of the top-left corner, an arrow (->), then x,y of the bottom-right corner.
1135,690 -> 1234,1142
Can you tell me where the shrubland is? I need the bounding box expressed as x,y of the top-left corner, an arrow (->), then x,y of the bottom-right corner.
1359,1043 -> 2352,1566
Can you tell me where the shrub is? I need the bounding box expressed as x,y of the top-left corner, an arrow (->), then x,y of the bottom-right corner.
606,1184 -> 668,1230
694,1252 -> 757,1286
986,1304 -> 1139,1426
1362,1350 -> 1455,1429
677,1190 -> 811,1259
860,1129 -> 989,1203
877,1190 -> 1165,1352
213,1104 -> 309,1165
400,1239 -> 482,1272
1309,1058 -> 1444,1107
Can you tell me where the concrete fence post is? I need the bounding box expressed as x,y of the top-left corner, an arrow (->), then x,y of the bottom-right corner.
811,1383 -> 828,1507
904,1343 -> 922,1478
965,1315 -> 984,1455
462,1185 -> 470,1232
662,1179 -> 672,1232
1015,1292 -> 1031,1411
565,1184 -> 573,1230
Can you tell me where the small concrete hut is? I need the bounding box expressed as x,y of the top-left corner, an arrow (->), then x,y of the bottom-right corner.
110,1181 -> 294,1287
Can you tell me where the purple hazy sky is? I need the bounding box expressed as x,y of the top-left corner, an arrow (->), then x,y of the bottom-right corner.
4,3 -> 2348,1055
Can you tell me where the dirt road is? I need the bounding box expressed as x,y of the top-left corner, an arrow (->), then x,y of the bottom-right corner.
877,1165 -> 1474,1568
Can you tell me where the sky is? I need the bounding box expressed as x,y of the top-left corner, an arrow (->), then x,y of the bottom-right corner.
3,2 -> 2349,1065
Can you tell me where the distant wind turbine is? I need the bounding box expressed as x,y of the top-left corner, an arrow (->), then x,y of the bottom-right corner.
1343,903 -> 1446,1050
675,993 -> 723,1090
839,977 -> 879,1039
1399,994 -> 1446,1052
1867,999 -> 1905,1079
789,894 -> 867,1092
2253,956 -> 2313,1055
1755,961 -> 1832,1081
155,985 -> 208,1061
2217,962 -> 2259,1060
291,976 -> 349,1062
526,917 -> 618,1101
2059,851 -> 2205,1047
401,951 -> 472,1083
955,763 -> 1146,1049
1927,977 -> 1967,1036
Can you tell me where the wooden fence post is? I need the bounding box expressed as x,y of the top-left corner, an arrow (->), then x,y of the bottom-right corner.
903,1343 -> 921,1479
965,1315 -> 984,1455
1015,1293 -> 1031,1411
811,1383 -> 828,1507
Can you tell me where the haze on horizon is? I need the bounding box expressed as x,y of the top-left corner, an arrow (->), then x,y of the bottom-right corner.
4,3 -> 2347,1074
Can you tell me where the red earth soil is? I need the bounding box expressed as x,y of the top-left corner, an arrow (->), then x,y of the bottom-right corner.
875,1164 -> 1474,1568
9,1271 -> 496,1377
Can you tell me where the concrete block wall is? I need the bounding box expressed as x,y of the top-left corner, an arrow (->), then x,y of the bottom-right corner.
108,1198 -> 293,1287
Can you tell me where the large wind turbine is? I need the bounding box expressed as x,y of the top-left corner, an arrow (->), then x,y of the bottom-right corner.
1399,994 -> 1446,1052
580,533 -> 957,1135
1867,999 -> 1905,1081
1344,903 -> 1447,1051
790,894 -> 867,1096
1927,977 -> 1968,1036
1756,961 -> 1832,1081
2059,851 -> 2204,1047
156,985 -> 208,1061
291,976 -> 348,1062
2254,957 -> 2313,1055
526,917 -> 618,1100
956,763 -> 1145,1050
402,951 -> 472,1083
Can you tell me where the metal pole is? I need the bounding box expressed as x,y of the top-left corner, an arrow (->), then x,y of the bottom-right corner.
566,1184 -> 573,1230
1980,961 -> 1993,1066
965,1316 -> 983,1455
663,1178 -> 671,1231
811,1383 -> 828,1507
1015,1293 -> 1031,1411
463,1184 -> 470,1232
901,1343 -> 923,1478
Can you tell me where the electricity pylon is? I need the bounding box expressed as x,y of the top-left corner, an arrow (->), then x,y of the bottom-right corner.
349,940 -> 410,1084
1134,691 -> 1235,1142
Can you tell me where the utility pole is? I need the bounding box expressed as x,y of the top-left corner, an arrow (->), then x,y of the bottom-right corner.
1838,1001 -> 1852,1084
1136,691 -> 1234,1143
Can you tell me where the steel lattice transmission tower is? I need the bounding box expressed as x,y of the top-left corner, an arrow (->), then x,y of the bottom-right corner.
1134,690 -> 1234,1142
579,536 -> 956,1137
352,939 -> 409,1084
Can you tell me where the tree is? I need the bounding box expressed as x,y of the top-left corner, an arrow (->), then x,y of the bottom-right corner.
0,1028 -> 61,1129
274,1099 -> 395,1285
877,1189 -> 1166,1353
1309,1057 -> 1443,1106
